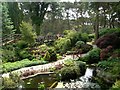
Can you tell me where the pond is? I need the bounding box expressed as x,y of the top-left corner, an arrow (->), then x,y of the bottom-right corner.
64,67 -> 100,89
21,73 -> 57,89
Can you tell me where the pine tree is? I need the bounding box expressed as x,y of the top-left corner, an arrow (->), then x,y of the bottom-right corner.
2,2 -> 16,41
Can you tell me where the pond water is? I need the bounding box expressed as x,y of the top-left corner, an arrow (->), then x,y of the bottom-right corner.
21,73 -> 57,89
19,67 -> 100,89
64,67 -> 100,89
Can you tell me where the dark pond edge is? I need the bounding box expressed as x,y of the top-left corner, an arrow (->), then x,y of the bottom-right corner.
21,72 -> 54,80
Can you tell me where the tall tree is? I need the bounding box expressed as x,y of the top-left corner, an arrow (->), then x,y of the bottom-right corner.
7,2 -> 23,34
90,2 -> 100,41
2,2 -> 15,41
21,2 -> 50,36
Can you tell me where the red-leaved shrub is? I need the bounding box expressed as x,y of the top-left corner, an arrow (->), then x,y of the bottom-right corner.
100,45 -> 113,60
96,32 -> 120,49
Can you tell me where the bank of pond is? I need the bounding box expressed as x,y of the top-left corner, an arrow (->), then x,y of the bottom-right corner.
2,59 -> 120,90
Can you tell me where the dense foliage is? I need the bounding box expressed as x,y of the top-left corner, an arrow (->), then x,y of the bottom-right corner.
57,59 -> 86,81
20,21 -> 36,46
97,57 -> 120,76
99,28 -> 120,37
96,32 -> 120,49
3,72 -> 22,88
112,80 -> 120,89
1,2 -> 120,89
2,59 -> 48,73
79,48 -> 101,64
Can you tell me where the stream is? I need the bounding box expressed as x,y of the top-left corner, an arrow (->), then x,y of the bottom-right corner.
64,67 -> 100,89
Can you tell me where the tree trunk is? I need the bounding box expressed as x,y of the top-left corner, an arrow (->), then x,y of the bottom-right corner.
95,5 -> 99,42
35,24 -> 41,36
103,9 -> 106,28
95,13 -> 99,42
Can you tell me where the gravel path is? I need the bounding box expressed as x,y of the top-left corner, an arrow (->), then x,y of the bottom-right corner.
2,55 -> 72,78
2,54 -> 87,78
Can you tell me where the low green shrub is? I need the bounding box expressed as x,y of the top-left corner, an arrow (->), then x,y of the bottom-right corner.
75,41 -> 85,48
43,48 -> 57,62
19,50 -> 32,59
97,57 -> 120,75
57,54 -> 62,60
3,72 -> 22,88
112,49 -> 120,58
75,61 -> 86,75
2,49 -> 16,62
88,33 -> 95,39
99,28 -> 120,37
2,59 -> 48,73
112,80 -> 120,89
54,38 -> 71,54
64,59 -> 75,67
97,57 -> 120,69
16,40 -> 28,49
81,33 -> 89,43
56,59 -> 86,81
38,44 -> 49,52
79,48 -> 100,64
81,44 -> 93,53
87,48 -> 100,64
43,51 -> 51,61
57,66 -> 80,81
38,83 -> 45,90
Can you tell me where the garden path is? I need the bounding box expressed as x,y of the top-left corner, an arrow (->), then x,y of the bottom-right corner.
2,54 -> 87,78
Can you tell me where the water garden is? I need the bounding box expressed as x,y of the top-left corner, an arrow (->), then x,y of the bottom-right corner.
1,1 -> 120,90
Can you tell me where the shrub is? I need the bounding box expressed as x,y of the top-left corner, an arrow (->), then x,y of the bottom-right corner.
88,48 -> 101,64
2,49 -> 16,62
75,61 -> 86,75
57,66 -> 80,81
54,38 -> 71,54
43,48 -> 57,62
38,44 -> 49,52
88,33 -> 95,39
81,44 -> 93,53
78,55 -> 90,63
43,51 -> 50,61
3,77 -> 17,88
3,72 -> 22,88
48,48 -> 57,61
38,83 -> 45,90
112,49 -> 120,58
99,28 -> 120,37
96,32 -> 120,49
44,40 -> 54,46
97,57 -> 120,75
2,59 -> 48,73
19,50 -> 32,59
57,54 -> 62,60
112,80 -> 120,89
20,21 -> 36,46
64,59 -> 75,67
16,40 -> 28,49
100,45 -> 113,60
80,48 -> 100,64
81,33 -> 89,43
75,41 -> 85,48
